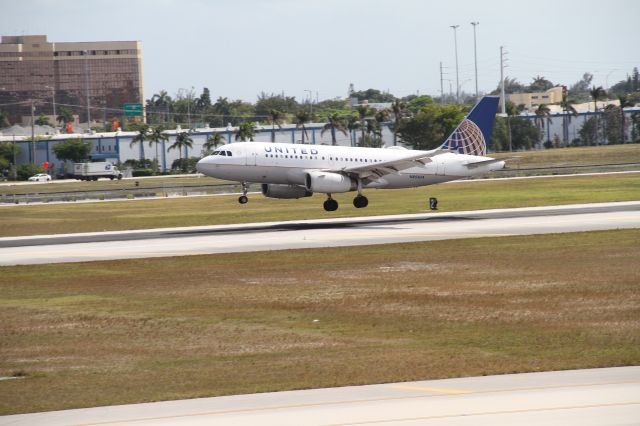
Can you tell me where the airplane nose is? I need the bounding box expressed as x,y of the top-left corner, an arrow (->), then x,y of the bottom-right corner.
196,156 -> 213,174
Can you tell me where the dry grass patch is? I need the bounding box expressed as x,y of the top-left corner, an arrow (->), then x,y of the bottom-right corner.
0,229 -> 639,414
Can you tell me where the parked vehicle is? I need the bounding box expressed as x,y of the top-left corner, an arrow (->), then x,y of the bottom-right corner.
73,162 -> 123,181
28,173 -> 52,182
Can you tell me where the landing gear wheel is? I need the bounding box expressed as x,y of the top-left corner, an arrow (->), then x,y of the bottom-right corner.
238,182 -> 249,204
353,195 -> 368,208
323,199 -> 339,212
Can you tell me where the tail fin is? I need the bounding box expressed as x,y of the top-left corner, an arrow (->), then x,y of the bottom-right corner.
440,96 -> 499,156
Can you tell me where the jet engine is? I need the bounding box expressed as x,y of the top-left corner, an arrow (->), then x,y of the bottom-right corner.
261,184 -> 313,199
305,171 -> 357,193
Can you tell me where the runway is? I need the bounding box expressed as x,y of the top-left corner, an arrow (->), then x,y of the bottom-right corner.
1,201 -> 639,265
2,367 -> 638,425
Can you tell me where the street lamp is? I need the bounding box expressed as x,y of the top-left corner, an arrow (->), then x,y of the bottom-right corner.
83,50 -> 91,127
44,85 -> 56,123
450,25 -> 460,103
470,22 -> 479,100
304,89 -> 313,115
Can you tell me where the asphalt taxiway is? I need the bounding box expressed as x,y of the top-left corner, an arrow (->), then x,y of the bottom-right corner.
0,201 -> 639,265
1,367 -> 638,426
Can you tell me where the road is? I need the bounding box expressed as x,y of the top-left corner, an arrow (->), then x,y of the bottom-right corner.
1,367 -> 638,426
1,201 -> 639,265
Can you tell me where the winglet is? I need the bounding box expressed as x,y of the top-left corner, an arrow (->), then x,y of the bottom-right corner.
440,96 -> 499,156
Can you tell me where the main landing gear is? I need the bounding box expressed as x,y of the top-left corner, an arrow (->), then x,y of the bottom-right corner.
238,182 -> 249,204
322,193 -> 369,211
323,195 -> 338,212
353,194 -> 368,209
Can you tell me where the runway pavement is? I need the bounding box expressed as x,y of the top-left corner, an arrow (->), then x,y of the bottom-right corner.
1,201 -> 639,265
2,367 -> 638,425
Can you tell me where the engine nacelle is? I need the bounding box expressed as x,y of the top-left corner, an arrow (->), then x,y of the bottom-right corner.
305,171 -> 357,193
261,184 -> 312,199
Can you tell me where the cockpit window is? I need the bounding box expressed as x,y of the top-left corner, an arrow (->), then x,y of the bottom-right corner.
220,151 -> 227,156
226,151 -> 232,157
212,151 -> 219,155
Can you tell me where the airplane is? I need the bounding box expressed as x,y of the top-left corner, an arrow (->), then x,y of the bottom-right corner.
196,96 -> 505,211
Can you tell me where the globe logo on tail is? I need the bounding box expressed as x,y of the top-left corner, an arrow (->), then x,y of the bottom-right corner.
442,119 -> 486,156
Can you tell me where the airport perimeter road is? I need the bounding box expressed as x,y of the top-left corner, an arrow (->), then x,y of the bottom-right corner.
2,367 -> 638,426
1,201 -> 639,266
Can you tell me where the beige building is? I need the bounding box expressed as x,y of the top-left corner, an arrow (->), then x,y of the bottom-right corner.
508,86 -> 564,110
0,35 -> 143,125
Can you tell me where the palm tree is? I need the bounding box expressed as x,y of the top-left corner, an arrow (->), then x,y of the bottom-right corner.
56,108 -> 74,127
390,100 -> 407,145
267,109 -> 284,142
505,101 -> 524,152
589,86 -> 606,112
147,126 -> 168,173
346,116 -> 361,147
534,104 -> 551,146
169,131 -> 194,160
618,94 -> 634,143
560,94 -> 578,144
356,105 -> 371,146
294,111 -> 311,144
590,86 -> 607,144
130,123 -> 150,160
151,90 -> 173,124
234,122 -> 256,142
202,132 -> 225,155
0,110 -> 9,128
321,113 -> 347,146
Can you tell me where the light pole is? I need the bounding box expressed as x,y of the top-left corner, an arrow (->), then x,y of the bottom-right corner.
45,85 -> 56,123
470,22 -> 479,100
83,50 -> 91,127
304,90 -> 313,115
188,86 -> 194,129
450,25 -> 460,103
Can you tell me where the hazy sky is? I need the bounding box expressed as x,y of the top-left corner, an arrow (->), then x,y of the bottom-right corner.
2,0 -> 639,102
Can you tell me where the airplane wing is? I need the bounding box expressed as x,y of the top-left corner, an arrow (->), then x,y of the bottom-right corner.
338,148 -> 449,180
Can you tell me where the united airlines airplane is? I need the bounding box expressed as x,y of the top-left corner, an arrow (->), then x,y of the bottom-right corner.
196,96 -> 504,211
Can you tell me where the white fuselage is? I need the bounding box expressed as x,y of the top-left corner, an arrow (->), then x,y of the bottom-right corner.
196,142 -> 505,191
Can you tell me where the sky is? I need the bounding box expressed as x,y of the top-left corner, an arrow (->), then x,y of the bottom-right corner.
2,0 -> 639,103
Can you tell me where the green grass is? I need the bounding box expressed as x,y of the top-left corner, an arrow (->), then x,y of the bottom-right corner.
493,144 -> 640,168
1,229 -> 638,414
0,175 -> 233,196
0,173 -> 638,237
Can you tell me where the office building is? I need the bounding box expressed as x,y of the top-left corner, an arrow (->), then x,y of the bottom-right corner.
0,35 -> 144,125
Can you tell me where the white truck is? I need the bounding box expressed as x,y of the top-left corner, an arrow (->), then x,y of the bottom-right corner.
73,162 -> 123,181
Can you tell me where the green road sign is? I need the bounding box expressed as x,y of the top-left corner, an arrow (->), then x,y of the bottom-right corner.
123,103 -> 144,116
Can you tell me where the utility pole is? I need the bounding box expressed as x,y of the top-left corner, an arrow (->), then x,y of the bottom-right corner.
500,46 -> 507,115
471,22 -> 479,100
439,62 -> 445,104
450,25 -> 460,103
45,85 -> 56,122
31,100 -> 36,164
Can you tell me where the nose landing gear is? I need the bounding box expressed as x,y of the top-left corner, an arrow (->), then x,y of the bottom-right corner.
238,182 -> 249,204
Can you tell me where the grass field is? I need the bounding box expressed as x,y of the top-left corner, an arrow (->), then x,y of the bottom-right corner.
492,144 -> 640,168
0,173 -> 638,237
0,175 -> 232,197
1,229 -> 638,414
